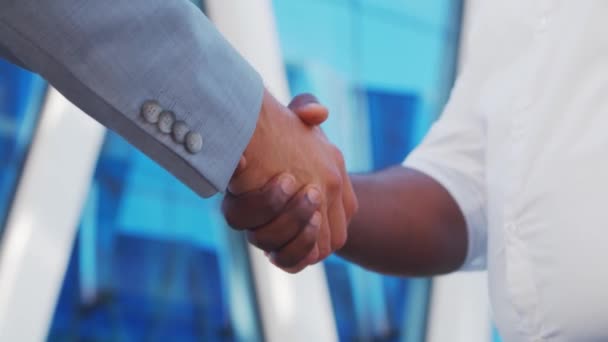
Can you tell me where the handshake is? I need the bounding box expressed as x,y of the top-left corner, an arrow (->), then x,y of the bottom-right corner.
222,90 -> 358,273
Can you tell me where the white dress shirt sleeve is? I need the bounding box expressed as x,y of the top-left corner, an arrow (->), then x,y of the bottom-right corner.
403,67 -> 488,271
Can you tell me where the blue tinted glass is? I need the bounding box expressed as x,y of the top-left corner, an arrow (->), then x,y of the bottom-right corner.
367,90 -> 420,170
274,0 -> 463,341
0,60 -> 46,235
493,326 -> 503,342
47,132 -> 262,342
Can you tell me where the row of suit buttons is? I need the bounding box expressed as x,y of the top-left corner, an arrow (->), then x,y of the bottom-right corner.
141,100 -> 203,154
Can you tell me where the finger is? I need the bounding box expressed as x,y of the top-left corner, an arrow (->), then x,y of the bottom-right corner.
292,104 -> 328,126
222,173 -> 297,230
288,94 -> 328,126
306,243 -> 320,265
296,107 -> 328,126
316,204 -> 332,262
271,211 -> 321,269
327,200 -> 348,258
246,187 -> 321,252
232,156 -> 248,178
274,244 -> 319,274
288,93 -> 321,109
323,200 -> 348,254
340,163 -> 358,222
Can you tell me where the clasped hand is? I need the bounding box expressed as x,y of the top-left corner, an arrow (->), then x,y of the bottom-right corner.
223,90 -> 357,273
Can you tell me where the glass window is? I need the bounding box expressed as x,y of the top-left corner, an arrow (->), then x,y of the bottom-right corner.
274,1 -> 463,341
47,131 -> 263,342
0,60 -> 47,236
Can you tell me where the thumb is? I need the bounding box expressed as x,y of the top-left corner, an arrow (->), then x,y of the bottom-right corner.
288,93 -> 329,126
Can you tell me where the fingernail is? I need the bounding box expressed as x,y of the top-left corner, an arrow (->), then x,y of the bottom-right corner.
279,175 -> 296,195
309,211 -> 322,227
238,156 -> 247,170
307,188 -> 321,205
302,102 -> 324,110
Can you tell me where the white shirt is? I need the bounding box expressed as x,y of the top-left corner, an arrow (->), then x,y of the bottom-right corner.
404,1 -> 608,341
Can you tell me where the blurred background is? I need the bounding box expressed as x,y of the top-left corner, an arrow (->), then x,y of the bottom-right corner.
0,1 -> 497,341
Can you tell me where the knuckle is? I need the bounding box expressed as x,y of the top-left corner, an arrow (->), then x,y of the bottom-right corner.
331,227 -> 348,252
277,255 -> 299,269
223,211 -> 242,230
334,148 -> 346,168
316,237 -> 332,261
323,221 -> 347,253
293,199 -> 317,225
220,199 -> 235,221
278,249 -> 306,269
345,196 -> 359,219
247,231 -> 278,252
221,194 -> 265,230
265,188 -> 289,214
317,246 -> 332,261
301,225 -> 319,249
277,228 -> 317,268
327,171 -> 343,193
331,230 -> 348,252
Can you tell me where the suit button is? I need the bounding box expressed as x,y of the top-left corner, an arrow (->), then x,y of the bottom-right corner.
172,121 -> 189,144
141,100 -> 162,123
185,132 -> 203,154
158,110 -> 175,134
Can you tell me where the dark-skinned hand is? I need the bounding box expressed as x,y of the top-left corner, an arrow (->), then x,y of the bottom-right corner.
223,94 -> 356,273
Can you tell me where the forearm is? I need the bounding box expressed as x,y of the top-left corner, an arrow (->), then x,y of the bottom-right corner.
337,166 -> 468,276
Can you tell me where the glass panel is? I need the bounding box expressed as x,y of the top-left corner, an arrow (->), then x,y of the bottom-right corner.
274,1 -> 463,341
47,132 -> 262,342
0,60 -> 46,235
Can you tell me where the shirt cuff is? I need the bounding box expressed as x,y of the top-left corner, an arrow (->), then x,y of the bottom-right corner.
403,155 -> 487,271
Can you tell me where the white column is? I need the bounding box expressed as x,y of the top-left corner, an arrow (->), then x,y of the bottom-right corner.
205,2 -> 338,342
426,273 -> 492,342
206,0 -> 290,102
0,89 -> 105,342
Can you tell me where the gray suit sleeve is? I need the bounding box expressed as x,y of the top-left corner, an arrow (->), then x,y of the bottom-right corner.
0,0 -> 264,197
0,42 -> 28,69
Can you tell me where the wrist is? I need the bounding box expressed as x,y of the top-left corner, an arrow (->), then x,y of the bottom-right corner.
230,89 -> 292,194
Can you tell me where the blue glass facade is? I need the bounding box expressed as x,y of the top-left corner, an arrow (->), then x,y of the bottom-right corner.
47,132 -> 262,341
274,1 -> 463,341
0,60 -> 46,236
